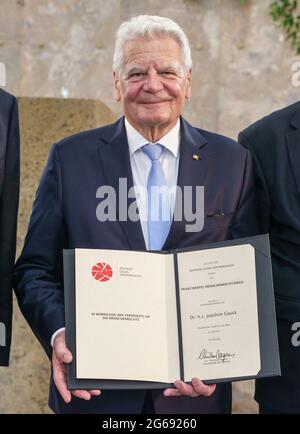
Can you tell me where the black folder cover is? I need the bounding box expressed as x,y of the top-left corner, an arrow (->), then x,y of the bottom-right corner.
64,234 -> 281,390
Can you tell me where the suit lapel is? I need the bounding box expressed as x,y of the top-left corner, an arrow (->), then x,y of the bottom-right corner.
286,108 -> 300,199
163,117 -> 213,249
97,117 -> 146,250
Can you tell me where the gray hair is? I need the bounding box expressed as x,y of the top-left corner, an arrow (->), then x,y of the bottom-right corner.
113,15 -> 192,76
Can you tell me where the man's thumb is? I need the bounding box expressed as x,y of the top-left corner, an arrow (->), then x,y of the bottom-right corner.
62,351 -> 72,363
55,339 -> 73,364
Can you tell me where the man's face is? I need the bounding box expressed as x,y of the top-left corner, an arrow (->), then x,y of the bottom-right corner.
114,36 -> 192,132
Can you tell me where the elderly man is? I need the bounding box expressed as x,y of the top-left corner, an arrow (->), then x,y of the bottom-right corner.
0,88 -> 20,366
14,15 -> 258,414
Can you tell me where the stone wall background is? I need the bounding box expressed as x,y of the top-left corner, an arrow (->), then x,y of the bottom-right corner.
0,97 -> 116,414
1,0 -> 299,135
0,0 -> 299,414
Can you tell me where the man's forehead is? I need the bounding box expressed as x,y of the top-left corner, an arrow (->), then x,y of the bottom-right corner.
123,38 -> 183,65
124,57 -> 183,71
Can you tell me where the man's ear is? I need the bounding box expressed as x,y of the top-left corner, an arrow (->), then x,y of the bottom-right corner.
185,68 -> 192,100
113,71 -> 121,102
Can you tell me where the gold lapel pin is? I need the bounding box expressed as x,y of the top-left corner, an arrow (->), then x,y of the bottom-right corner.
192,154 -> 200,160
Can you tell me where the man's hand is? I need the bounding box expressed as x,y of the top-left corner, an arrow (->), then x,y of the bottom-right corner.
52,330 -> 101,403
164,378 -> 216,398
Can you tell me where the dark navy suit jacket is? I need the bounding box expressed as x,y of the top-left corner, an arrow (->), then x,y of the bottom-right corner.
0,89 -> 20,366
239,102 -> 300,413
14,116 -> 259,413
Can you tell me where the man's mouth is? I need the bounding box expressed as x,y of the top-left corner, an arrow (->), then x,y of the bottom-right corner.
138,100 -> 170,104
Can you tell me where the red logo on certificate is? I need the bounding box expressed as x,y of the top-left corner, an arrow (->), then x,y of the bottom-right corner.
91,262 -> 113,282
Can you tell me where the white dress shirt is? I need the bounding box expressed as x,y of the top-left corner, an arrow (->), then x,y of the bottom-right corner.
51,118 -> 181,346
125,117 -> 180,249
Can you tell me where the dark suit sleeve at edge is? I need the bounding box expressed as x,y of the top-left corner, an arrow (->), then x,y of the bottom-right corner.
230,147 -> 261,239
0,96 -> 20,366
13,143 -> 67,359
238,131 -> 271,235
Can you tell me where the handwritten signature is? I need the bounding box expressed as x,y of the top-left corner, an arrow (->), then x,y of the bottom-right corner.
198,349 -> 236,363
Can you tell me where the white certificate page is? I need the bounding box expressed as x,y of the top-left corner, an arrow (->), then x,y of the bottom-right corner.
177,244 -> 261,381
74,249 -> 179,382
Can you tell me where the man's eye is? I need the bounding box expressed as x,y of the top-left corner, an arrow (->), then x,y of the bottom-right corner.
162,71 -> 176,76
130,73 -> 144,78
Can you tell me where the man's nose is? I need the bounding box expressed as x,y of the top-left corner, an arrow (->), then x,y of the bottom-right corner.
143,72 -> 164,92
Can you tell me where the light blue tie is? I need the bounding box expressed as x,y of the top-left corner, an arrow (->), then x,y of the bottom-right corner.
143,143 -> 172,250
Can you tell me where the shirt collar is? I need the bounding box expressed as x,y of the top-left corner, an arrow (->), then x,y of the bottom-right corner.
125,117 -> 180,158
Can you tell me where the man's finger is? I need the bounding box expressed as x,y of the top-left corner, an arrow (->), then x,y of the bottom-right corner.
52,359 -> 72,403
163,387 -> 182,397
71,390 -> 92,400
55,378 -> 72,403
90,390 -> 101,396
191,378 -> 216,397
174,380 -> 198,397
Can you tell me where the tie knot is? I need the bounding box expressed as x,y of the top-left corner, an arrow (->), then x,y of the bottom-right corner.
143,143 -> 164,161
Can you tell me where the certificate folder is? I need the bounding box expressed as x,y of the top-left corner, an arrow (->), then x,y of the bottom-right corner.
64,234 -> 281,390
